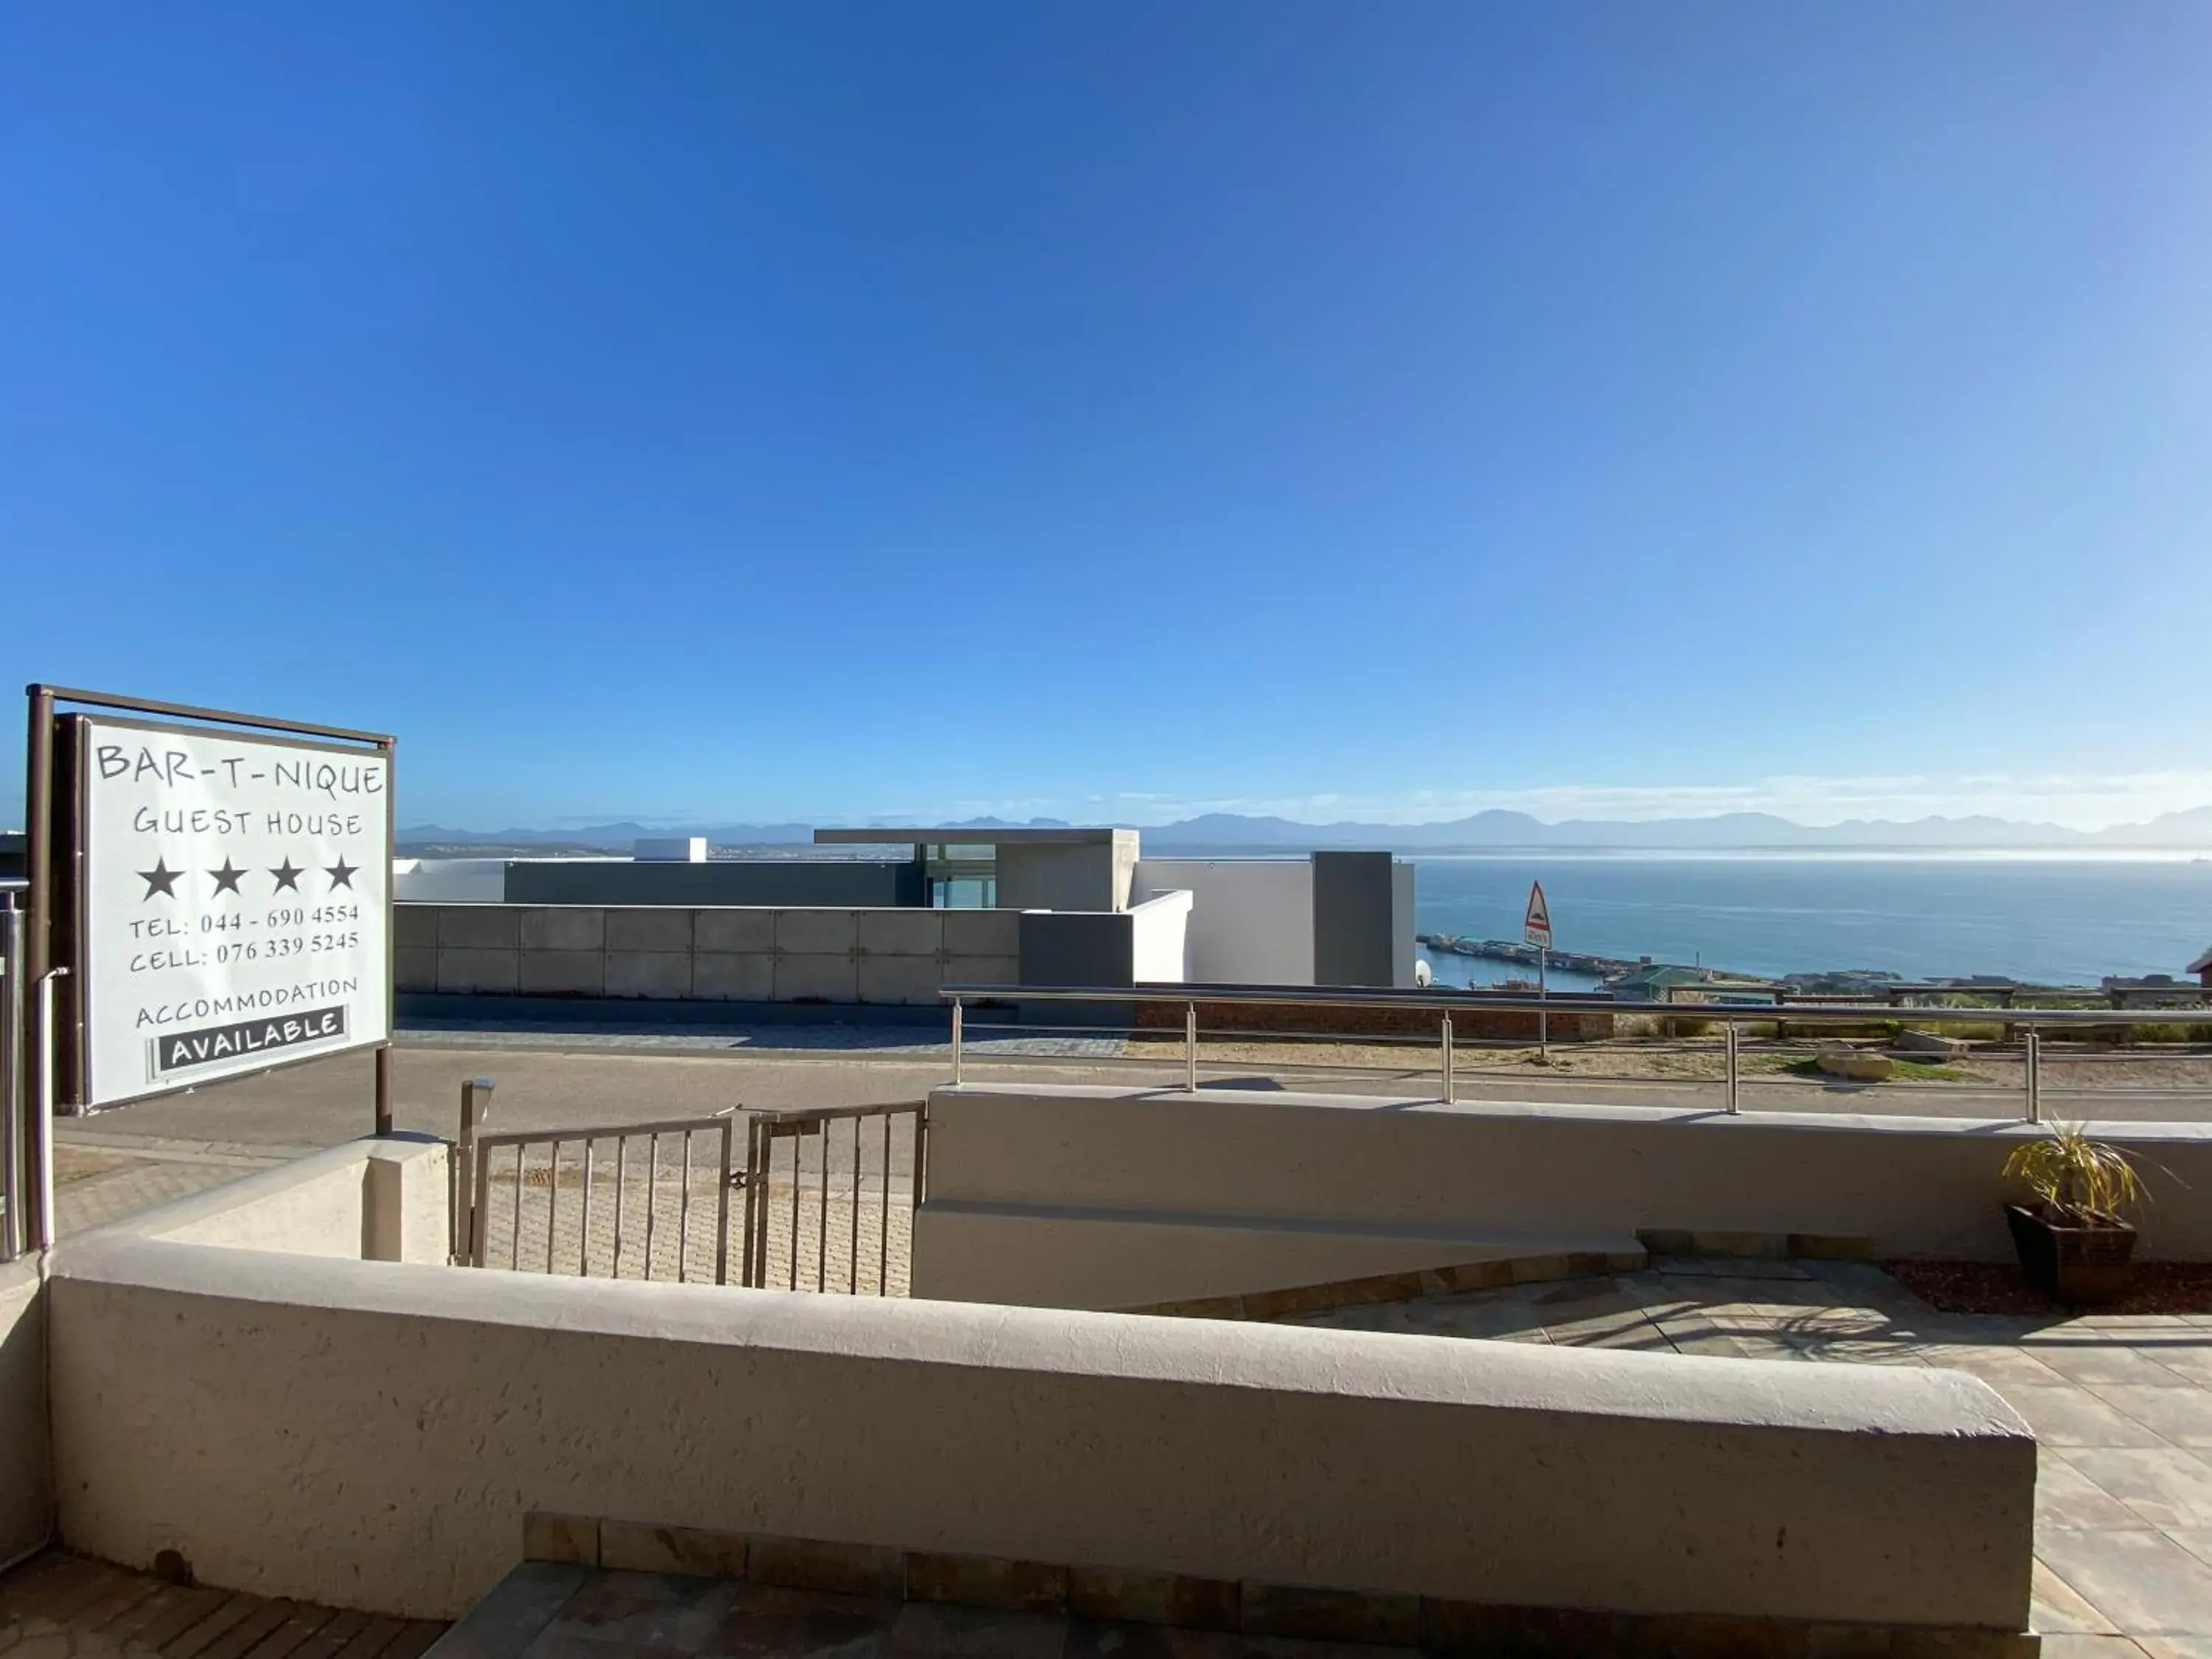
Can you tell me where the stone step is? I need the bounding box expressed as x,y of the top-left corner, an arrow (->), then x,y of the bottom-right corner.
417,1564 -> 584,1659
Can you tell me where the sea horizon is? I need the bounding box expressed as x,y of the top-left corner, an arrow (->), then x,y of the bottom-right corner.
1408,853 -> 2212,989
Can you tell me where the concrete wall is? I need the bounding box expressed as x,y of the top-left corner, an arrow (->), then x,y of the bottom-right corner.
1130,860 -> 1315,984
1312,852 -> 1397,988
1391,860 -> 1416,989
46,1232 -> 2034,1634
995,832 -> 1139,914
504,860 -> 922,908
1129,890 -> 1193,984
1017,911 -> 1131,989
131,1137 -> 451,1266
0,1260 -> 51,1567
914,1084 -> 2212,1310
395,905 -> 1019,1007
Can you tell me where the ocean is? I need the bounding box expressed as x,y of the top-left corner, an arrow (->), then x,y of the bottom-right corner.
1410,854 -> 2212,990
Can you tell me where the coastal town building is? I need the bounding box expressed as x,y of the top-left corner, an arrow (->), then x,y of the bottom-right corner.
392,827 -> 1421,1011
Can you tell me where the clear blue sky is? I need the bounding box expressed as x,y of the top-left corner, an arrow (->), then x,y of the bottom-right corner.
6,3 -> 2210,830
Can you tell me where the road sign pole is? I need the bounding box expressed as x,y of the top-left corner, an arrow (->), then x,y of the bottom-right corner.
1538,947 -> 1548,1062
1523,879 -> 1553,1065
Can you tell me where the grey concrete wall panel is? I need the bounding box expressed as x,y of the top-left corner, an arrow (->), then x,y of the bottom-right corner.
398,901 -> 1026,1009
694,908 -> 776,953
518,950 -> 605,997
775,953 -> 860,1004
1018,912 -> 1133,1024
504,860 -> 921,908
438,905 -> 521,950
518,907 -> 605,952
692,952 -> 775,1001
858,953 -> 952,1005
437,947 -> 519,995
394,905 -> 437,949
997,844 -> 1121,913
942,909 -> 1020,957
1312,852 -> 1397,988
1018,911 -> 1135,988
604,952 -> 692,999
858,909 -> 945,958
605,908 -> 694,953
776,909 -> 858,955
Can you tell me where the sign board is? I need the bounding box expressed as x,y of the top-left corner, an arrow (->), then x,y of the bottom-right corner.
75,715 -> 391,1107
1523,880 -> 1553,950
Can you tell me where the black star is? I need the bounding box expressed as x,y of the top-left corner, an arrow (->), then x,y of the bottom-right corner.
139,858 -> 182,901
209,858 -> 246,896
269,858 -> 303,893
325,857 -> 358,891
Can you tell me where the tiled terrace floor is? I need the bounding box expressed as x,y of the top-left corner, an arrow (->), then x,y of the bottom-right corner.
0,1552 -> 444,1659
1280,1257 -> 2212,1656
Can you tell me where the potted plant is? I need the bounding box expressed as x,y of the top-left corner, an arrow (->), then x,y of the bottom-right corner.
2002,1123 -> 2143,1305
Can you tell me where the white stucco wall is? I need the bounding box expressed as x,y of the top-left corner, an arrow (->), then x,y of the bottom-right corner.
1128,890 -> 1193,984
1130,860 -> 1315,984
0,1261 -> 51,1567
46,1234 -> 2034,1632
914,1083 -> 2212,1309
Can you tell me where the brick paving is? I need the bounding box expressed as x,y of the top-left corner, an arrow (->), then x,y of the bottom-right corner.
0,1551 -> 442,1659
1281,1257 -> 2212,1653
50,1142 -> 285,1239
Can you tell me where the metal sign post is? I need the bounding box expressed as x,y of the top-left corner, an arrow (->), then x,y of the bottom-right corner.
23,685 -> 397,1141
1524,880 -> 1553,1062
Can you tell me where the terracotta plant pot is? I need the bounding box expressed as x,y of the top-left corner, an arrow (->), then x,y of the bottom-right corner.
2005,1202 -> 2137,1307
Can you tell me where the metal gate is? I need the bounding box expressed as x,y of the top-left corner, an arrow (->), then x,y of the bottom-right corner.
740,1102 -> 927,1295
453,1086 -> 924,1295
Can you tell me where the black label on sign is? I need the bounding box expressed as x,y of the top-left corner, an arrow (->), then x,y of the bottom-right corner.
156,1006 -> 348,1075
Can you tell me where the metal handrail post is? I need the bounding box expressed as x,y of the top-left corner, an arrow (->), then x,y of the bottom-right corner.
456,1077 -> 494,1265
1,900 -> 24,1262
33,968 -> 66,1253
950,997 -> 964,1086
1185,1001 -> 1198,1093
1724,1022 -> 1740,1115
2024,1029 -> 2042,1124
1440,1012 -> 1455,1105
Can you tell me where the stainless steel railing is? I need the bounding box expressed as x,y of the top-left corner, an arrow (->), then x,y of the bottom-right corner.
0,893 -> 24,1262
939,982 -> 2212,1124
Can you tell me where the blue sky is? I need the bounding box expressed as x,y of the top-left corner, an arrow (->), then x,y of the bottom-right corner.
5,2 -> 2211,830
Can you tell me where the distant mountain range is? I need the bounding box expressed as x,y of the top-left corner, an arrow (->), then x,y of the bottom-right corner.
399,805 -> 2212,854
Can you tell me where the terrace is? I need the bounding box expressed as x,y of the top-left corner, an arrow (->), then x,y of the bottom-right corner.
6,985 -> 2212,1658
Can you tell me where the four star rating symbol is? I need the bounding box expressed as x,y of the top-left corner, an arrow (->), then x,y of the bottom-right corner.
136,852 -> 365,901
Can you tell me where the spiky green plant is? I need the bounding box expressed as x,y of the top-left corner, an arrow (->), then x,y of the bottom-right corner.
2003,1122 -> 2145,1224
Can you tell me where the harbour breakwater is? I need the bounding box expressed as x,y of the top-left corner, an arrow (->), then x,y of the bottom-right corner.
1419,933 -> 1659,981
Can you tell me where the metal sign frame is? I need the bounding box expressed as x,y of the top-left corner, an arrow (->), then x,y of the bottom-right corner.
1523,880 -> 1553,947
24,684 -> 397,1135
